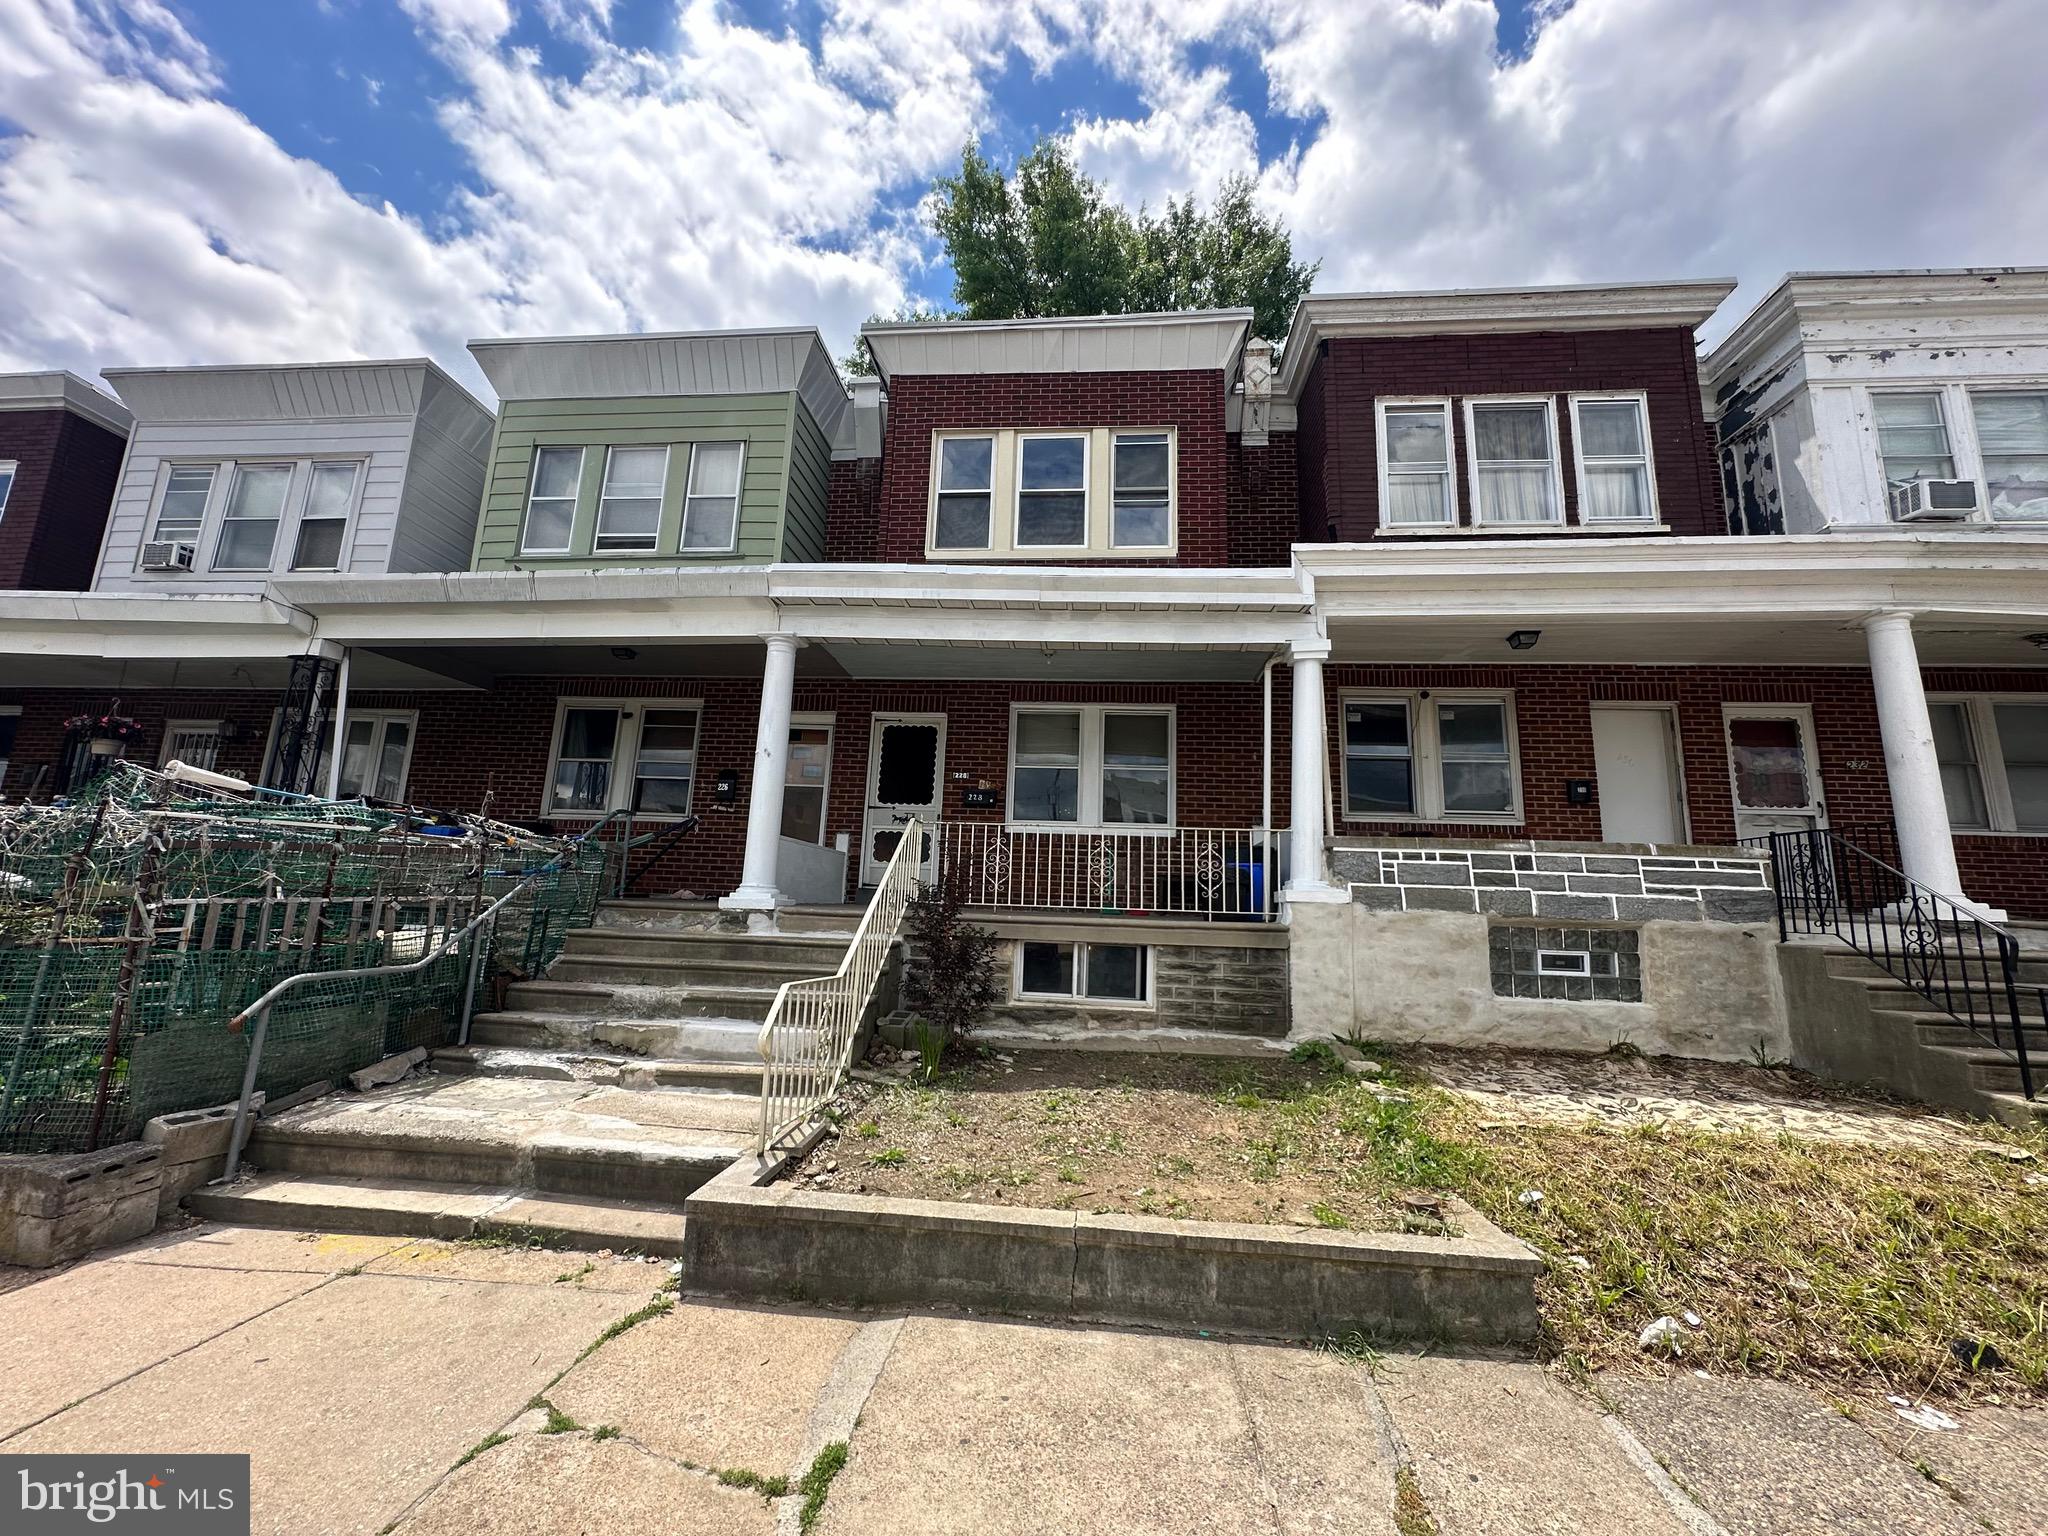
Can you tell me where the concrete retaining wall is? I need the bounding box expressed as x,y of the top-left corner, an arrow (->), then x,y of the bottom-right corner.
682,1161 -> 1541,1344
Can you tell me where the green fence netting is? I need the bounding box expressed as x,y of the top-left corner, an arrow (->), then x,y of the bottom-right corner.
0,763 -> 612,1155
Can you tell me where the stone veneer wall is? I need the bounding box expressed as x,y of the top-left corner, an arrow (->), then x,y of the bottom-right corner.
982,936 -> 1288,1038
1329,841 -> 1776,926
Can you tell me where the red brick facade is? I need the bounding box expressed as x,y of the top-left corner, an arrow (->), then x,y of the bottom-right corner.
1225,433 -> 1297,568
873,370 -> 1234,566
1294,327 -> 1723,540
7,663 -> 2042,917
0,407 -> 128,591
824,456 -> 882,563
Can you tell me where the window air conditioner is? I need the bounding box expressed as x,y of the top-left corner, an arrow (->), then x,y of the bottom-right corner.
1888,479 -> 1978,522
139,541 -> 196,571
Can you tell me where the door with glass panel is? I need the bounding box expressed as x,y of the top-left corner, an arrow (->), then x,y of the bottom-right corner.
328,713 -> 415,802
1723,706 -> 1827,841
862,715 -> 944,884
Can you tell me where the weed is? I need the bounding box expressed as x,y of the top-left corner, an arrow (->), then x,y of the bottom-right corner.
1057,1162 -> 1085,1184
553,1262 -> 595,1285
1309,1202 -> 1350,1230
871,1147 -> 908,1166
591,1425 -> 621,1442
798,1441 -> 850,1533
1393,1465 -> 1438,1536
452,1432 -> 509,1469
716,1467 -> 790,1498
1289,1039 -> 1341,1070
854,1120 -> 880,1139
912,1017 -> 947,1085
459,1227 -> 547,1251
572,1297 -> 674,1366
1749,1038 -> 1792,1071
540,1405 -> 581,1435
1316,1330 -> 1384,1372
1606,1037 -> 1643,1060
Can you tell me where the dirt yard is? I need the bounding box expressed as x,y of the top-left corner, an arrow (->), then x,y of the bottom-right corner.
791,1044 -> 2048,1400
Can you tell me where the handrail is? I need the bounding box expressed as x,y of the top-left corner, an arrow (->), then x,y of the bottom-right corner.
216,810 -> 628,1181
1759,826 -> 2036,1099
619,813 -> 701,897
756,815 -> 923,1158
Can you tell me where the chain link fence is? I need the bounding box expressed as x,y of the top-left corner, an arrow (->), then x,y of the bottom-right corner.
0,763 -> 611,1155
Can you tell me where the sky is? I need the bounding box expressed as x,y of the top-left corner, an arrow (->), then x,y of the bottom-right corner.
2,0 -> 2046,402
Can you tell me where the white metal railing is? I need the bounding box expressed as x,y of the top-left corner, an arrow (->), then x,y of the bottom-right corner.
756,816 -> 923,1158
935,822 -> 1275,921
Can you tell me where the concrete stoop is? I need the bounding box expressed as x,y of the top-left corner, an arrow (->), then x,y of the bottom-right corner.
1781,942 -> 2048,1128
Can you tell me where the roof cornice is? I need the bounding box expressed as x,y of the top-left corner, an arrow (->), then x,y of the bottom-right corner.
0,371 -> 134,436
860,310 -> 1253,384
1277,279 -> 1737,397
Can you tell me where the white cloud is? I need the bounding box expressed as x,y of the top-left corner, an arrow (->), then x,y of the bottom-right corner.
3,0 -> 2046,398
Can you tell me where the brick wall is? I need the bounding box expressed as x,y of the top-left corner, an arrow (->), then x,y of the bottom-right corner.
824,456 -> 882,563
0,408 -> 128,591
1225,432 -> 1297,567
873,370 -> 1236,566
1295,327 -> 1722,540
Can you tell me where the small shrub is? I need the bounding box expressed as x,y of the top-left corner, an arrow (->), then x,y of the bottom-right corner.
911,1016 -> 946,1084
1289,1040 -> 1341,1070
903,874 -> 999,1044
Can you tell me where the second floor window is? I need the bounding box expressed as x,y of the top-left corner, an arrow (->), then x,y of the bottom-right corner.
1379,403 -> 1454,526
934,437 -> 994,549
291,463 -> 359,571
1467,401 -> 1560,525
595,446 -> 668,553
1973,393 -> 2048,521
151,464 -> 217,543
0,460 -> 14,520
927,427 -> 1178,557
212,463 -> 293,571
681,442 -> 744,551
522,446 -> 583,554
1017,435 -> 1087,547
1572,395 -> 1657,523
1111,434 -> 1171,547
1873,392 -> 1955,484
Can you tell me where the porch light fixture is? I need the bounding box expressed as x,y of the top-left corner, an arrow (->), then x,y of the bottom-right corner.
611,646 -> 639,660
1505,630 -> 1542,652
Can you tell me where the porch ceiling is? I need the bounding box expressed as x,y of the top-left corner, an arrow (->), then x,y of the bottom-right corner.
1325,612 -> 2048,667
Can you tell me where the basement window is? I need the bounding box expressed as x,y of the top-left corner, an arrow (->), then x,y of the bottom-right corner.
1016,941 -> 1150,1005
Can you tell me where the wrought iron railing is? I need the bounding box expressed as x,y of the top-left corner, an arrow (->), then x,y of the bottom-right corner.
1754,827 -> 2038,1099
934,823 -> 1275,922
756,816 -> 922,1158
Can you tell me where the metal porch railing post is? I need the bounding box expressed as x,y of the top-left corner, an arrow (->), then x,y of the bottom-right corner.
222,1001 -> 273,1183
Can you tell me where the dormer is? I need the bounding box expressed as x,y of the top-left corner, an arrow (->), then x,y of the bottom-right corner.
0,371 -> 132,592
1280,280 -> 1736,542
94,359 -> 492,593
466,328 -> 857,569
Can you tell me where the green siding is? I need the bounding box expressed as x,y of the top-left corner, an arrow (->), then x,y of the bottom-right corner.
472,392 -> 802,569
784,394 -> 832,564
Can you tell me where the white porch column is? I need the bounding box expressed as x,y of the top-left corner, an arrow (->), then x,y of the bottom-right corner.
722,634 -> 802,914
1284,639 -> 1344,903
322,647 -> 350,800
1862,611 -> 1986,911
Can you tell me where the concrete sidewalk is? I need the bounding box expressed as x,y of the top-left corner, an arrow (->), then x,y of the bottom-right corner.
1,1222 -> 2038,1535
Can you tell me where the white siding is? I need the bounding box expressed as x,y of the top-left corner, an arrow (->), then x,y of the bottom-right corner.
389,371 -> 492,573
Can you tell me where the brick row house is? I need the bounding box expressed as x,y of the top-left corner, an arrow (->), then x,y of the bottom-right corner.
1,271 -> 2045,1065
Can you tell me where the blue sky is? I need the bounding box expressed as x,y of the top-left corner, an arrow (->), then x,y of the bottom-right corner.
2,1 -> 2044,398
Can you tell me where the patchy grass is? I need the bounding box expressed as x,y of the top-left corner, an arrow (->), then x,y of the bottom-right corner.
1393,1464 -> 1439,1536
715,1467 -> 790,1499
451,1431 -> 509,1470
798,1441 -> 850,1534
539,1405 -> 581,1435
795,1047 -> 2048,1399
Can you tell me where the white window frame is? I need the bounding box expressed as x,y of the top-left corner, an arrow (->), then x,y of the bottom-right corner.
679,440 -> 745,554
1464,396 -> 1565,528
1006,703 -> 1176,831
288,460 -> 365,572
592,443 -> 670,555
542,696 -> 704,820
1568,392 -> 1661,526
520,445 -> 584,556
1012,940 -> 1154,1009
1966,388 -> 2048,524
0,459 -> 15,521
209,461 -> 298,572
1374,398 -> 1457,529
1340,689 -> 1522,824
931,432 -> 997,552
926,427 -> 1178,559
148,456 -> 367,574
159,719 -> 225,770
147,461 -> 220,547
1870,388 -> 1957,488
1929,694 -> 2048,835
260,707 -> 418,800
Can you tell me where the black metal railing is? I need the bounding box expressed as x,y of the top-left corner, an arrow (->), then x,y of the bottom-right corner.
1753,827 -> 2038,1099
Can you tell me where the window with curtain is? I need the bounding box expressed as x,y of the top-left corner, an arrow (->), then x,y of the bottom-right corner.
522,446 -> 583,553
933,436 -> 994,549
681,442 -> 743,550
1927,701 -> 1987,829
1872,392 -> 1955,484
1110,434 -> 1171,547
290,462 -> 359,570
1573,397 -> 1655,522
1380,404 -> 1453,526
594,445 -> 668,553
1971,393 -> 2048,520
1469,402 -> 1559,524
1016,435 -> 1087,546
212,463 -> 292,570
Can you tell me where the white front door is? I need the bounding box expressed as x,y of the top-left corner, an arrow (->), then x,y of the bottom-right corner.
1590,706 -> 1684,843
862,714 -> 944,884
1724,705 -> 1828,840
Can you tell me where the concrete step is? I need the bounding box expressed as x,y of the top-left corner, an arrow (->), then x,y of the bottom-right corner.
591,899 -> 724,934
548,952 -> 826,990
1909,1019 -> 2048,1054
433,1043 -> 761,1093
187,1173 -> 691,1255
466,1010 -> 774,1062
561,928 -> 850,968
1822,949 -> 2048,987
242,1073 -> 752,1204
505,977 -> 780,1022
773,904 -> 866,935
